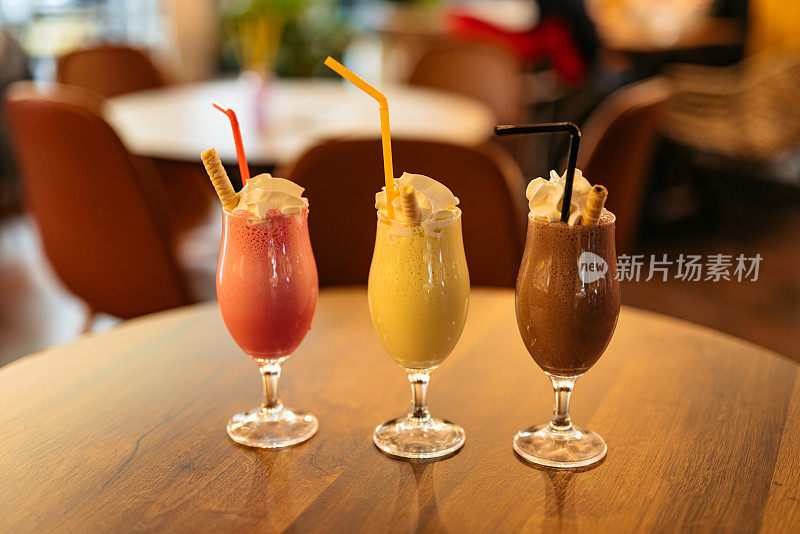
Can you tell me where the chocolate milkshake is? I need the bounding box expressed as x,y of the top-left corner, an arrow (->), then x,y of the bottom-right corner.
516,210 -> 619,376
497,122 -> 616,468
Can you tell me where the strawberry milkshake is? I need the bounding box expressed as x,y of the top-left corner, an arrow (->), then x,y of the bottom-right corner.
201,149 -> 319,448
216,174 -> 317,362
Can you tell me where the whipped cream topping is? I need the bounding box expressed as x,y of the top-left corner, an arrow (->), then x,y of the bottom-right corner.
235,173 -> 307,218
526,168 -> 592,226
376,172 -> 460,223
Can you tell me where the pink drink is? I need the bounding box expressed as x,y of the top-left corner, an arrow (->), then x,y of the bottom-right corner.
216,208 -> 318,361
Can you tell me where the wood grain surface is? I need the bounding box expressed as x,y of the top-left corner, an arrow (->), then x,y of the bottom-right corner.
1,288 -> 798,533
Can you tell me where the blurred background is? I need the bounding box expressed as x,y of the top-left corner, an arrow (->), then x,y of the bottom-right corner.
0,0 -> 798,367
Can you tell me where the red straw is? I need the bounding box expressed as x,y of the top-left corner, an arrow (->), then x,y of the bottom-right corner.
212,101 -> 250,185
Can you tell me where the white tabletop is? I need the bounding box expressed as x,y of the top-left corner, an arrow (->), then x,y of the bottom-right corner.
105,77 -> 496,167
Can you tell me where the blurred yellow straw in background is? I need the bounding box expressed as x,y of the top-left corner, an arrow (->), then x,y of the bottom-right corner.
324,56 -> 396,218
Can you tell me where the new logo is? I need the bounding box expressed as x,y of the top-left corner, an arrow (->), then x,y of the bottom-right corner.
578,251 -> 608,283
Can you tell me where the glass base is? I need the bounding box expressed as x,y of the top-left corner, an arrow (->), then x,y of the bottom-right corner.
513,423 -> 606,468
227,405 -> 317,449
373,414 -> 465,459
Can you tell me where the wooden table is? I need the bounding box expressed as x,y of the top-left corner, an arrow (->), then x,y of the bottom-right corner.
2,288 -> 799,532
104,78 -> 496,167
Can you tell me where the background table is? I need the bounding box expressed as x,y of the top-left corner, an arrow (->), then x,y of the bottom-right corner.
598,17 -> 743,55
105,78 -> 496,167
1,288 -> 799,532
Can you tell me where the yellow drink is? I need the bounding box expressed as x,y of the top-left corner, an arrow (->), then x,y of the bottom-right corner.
367,211 -> 470,369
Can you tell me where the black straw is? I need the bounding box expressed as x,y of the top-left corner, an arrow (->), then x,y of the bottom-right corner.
495,122 -> 581,223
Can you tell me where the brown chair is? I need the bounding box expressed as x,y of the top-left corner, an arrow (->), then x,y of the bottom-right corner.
3,82 -> 206,322
56,44 -> 165,98
578,76 -> 673,253
408,41 -> 524,124
55,44 -> 211,231
278,139 -> 527,287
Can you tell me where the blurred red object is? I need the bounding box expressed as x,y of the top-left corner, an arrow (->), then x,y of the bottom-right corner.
445,13 -> 586,85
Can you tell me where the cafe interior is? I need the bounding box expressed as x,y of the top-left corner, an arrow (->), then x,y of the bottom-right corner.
1,0 -> 799,531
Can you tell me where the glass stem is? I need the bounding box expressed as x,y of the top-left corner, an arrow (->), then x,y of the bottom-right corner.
408,371 -> 431,421
549,375 -> 576,431
260,362 -> 283,413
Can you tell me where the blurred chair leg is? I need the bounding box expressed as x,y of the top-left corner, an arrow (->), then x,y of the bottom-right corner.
81,308 -> 97,334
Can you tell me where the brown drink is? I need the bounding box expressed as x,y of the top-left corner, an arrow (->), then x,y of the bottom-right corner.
516,210 -> 620,376
495,122 -> 616,468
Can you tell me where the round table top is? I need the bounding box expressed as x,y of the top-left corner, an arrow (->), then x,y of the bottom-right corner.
2,288 -> 799,532
105,78 -> 496,167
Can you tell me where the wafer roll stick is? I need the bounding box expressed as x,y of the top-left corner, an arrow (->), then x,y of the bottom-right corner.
201,148 -> 239,211
399,184 -> 421,223
581,185 -> 608,225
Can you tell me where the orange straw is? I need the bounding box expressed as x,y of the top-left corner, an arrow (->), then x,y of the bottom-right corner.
323,57 -> 396,219
212,101 -> 250,185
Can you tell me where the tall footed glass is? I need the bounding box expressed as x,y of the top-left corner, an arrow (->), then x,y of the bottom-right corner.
368,211 -> 470,459
514,212 -> 620,468
217,207 -> 318,448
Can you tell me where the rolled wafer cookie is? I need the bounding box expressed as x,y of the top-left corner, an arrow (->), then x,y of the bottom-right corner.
399,184 -> 421,223
201,148 -> 239,211
581,185 -> 608,225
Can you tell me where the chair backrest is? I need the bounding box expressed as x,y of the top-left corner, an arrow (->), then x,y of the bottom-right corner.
662,55 -> 800,159
278,139 -> 528,287
578,76 -> 672,253
408,41 -> 524,124
4,82 -> 191,318
56,44 -> 164,98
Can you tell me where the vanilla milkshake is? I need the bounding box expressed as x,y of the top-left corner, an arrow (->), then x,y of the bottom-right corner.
368,172 -> 469,460
367,173 -> 469,369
